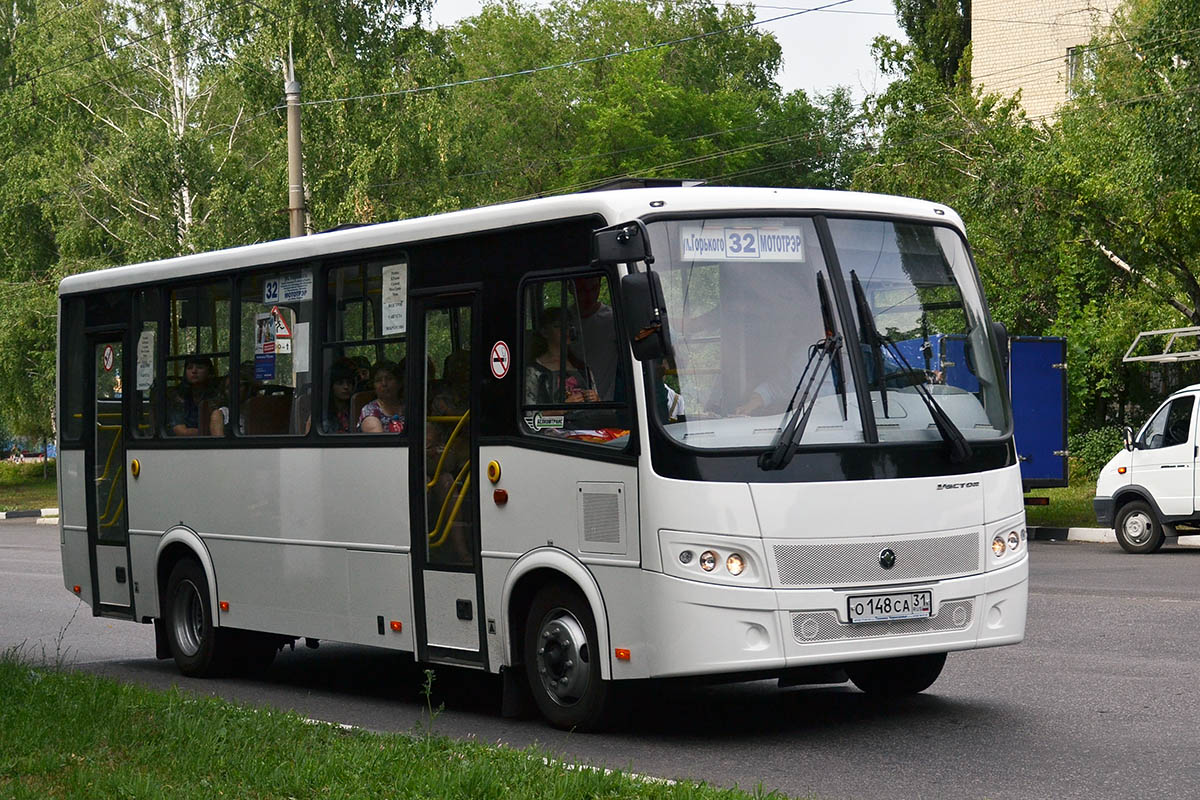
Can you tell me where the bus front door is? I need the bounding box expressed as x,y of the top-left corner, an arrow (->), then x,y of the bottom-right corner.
410,293 -> 485,667
87,334 -> 133,614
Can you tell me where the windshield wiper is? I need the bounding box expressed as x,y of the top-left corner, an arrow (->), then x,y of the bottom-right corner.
849,271 -> 972,464
758,273 -> 845,471
849,269 -> 888,419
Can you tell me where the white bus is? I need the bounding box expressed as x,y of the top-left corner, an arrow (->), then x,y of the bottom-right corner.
58,186 -> 1027,729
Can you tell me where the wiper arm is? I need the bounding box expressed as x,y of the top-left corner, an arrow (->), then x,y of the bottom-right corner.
758,333 -> 842,471
850,270 -> 887,418
817,272 -> 848,423
849,271 -> 971,464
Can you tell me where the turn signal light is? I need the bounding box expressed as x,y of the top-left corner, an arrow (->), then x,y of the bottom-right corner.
219,601 -> 230,612
615,648 -> 631,661
390,620 -> 402,632
72,585 -> 81,594
1118,467 -> 1127,474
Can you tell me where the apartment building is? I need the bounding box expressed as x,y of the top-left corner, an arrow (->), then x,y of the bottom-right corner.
972,1 -> 1120,120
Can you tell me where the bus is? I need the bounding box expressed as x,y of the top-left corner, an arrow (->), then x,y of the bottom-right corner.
58,186 -> 1027,730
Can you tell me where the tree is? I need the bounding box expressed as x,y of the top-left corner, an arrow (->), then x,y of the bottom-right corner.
893,0 -> 970,87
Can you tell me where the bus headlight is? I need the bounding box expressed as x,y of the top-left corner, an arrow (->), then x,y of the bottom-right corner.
1007,531 -> 1021,552
992,535 -> 1006,557
658,531 -> 767,586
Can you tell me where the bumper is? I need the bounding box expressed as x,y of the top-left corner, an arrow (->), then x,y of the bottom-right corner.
1093,497 -> 1115,527
632,556 -> 1028,680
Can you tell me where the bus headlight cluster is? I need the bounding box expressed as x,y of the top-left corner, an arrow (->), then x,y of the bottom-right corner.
992,529 -> 1027,558
680,548 -> 750,577
663,531 -> 765,586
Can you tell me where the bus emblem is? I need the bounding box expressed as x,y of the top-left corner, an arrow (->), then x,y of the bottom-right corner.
879,549 -> 896,569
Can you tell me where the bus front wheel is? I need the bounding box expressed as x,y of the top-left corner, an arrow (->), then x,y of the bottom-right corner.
523,583 -> 609,731
164,559 -> 232,677
846,652 -> 946,698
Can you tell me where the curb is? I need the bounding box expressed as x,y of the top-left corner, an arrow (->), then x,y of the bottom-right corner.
0,508 -> 58,521
1030,526 -> 1200,548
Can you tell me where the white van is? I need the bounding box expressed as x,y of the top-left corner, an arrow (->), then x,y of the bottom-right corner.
1095,385 -> 1200,552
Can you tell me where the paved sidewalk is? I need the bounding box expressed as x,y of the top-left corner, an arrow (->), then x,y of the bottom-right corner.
0,508 -> 58,521
1029,525 -> 1200,547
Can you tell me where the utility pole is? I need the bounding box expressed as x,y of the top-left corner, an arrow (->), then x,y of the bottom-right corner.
285,43 -> 306,238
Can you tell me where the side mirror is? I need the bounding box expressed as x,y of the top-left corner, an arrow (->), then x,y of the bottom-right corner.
620,271 -> 672,361
592,221 -> 654,266
991,320 -> 1010,374
1123,425 -> 1135,451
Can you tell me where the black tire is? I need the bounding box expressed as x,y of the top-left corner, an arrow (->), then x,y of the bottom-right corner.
523,583 -> 610,731
164,559 -> 232,677
1115,500 -> 1164,554
846,652 -> 946,698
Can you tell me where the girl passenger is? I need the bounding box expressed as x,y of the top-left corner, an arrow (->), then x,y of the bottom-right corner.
359,360 -> 405,433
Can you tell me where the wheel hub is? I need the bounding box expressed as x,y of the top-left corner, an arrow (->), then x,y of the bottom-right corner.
535,610 -> 590,706
1124,512 -> 1152,545
171,578 -> 205,657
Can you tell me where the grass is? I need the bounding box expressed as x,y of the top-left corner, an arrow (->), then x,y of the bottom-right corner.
0,460 -> 57,513
0,654 -> 792,800
1024,467 -> 1097,529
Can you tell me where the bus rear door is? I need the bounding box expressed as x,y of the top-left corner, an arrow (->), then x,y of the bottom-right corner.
410,292 -> 486,667
87,332 -> 134,615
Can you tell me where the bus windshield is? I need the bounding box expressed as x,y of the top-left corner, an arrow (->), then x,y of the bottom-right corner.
646,216 -> 1010,451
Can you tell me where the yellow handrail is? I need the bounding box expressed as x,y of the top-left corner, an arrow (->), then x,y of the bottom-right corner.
428,462 -> 471,548
99,497 -> 125,531
426,411 -> 469,490
97,425 -> 124,526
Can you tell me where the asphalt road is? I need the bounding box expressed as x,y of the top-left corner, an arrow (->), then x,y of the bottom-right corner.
3,519 -> 1198,800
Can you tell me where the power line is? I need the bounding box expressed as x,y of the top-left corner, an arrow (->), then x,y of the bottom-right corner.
296,0 -> 858,108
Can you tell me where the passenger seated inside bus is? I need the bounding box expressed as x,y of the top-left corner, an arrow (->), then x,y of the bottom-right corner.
525,307 -> 599,405
210,362 -> 256,436
358,360 -> 405,433
441,349 -> 470,412
571,276 -> 619,401
322,357 -> 358,434
167,354 -> 221,436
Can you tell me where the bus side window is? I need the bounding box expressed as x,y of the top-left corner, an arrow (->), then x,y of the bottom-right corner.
166,282 -> 230,438
131,289 -> 160,439
322,260 -> 408,435
520,276 -> 631,448
235,269 -> 314,436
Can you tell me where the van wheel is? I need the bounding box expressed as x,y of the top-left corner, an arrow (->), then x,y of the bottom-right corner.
1115,500 -> 1164,554
846,652 -> 946,697
523,583 -> 609,731
164,559 -> 232,677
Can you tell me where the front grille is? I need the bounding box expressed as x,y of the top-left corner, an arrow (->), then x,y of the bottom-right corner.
790,599 -> 974,643
773,531 -> 980,588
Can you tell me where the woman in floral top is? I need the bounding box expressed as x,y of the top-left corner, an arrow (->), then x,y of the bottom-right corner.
359,360 -> 405,433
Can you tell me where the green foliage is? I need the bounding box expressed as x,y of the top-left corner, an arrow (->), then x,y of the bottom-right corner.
1067,427 -> 1124,480
892,0 -> 971,87
0,0 -> 867,435
0,459 -> 56,485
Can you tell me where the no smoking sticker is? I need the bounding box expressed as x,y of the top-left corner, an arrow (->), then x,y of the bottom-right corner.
490,341 -> 511,379
101,345 -> 115,372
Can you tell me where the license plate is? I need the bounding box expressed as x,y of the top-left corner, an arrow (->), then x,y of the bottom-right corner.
848,590 -> 932,623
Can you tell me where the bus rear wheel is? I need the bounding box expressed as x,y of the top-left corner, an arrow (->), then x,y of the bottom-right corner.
846,652 -> 946,698
523,583 -> 609,731
164,559 -> 232,677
